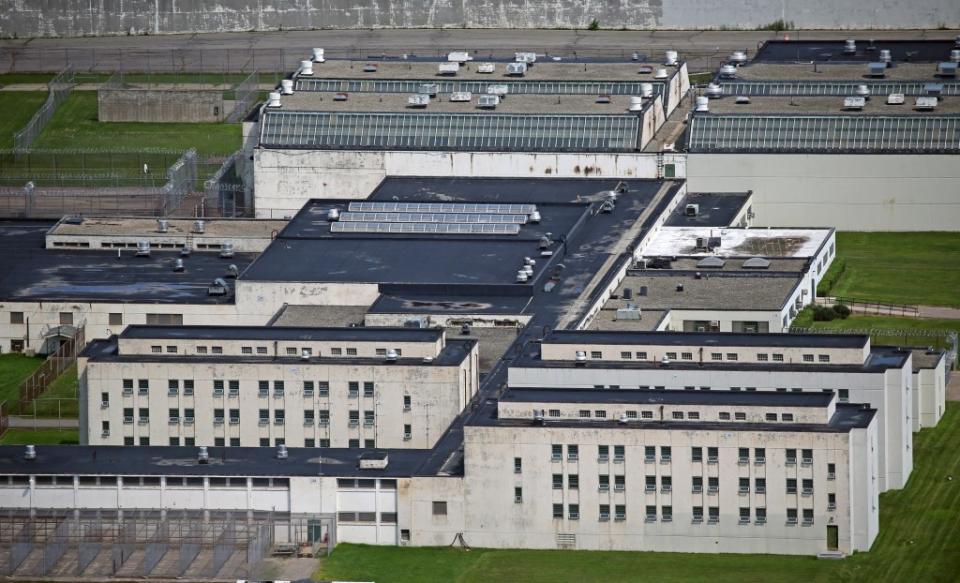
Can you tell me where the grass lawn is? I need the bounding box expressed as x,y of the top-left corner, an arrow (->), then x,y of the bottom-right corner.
316,404 -> 960,583
32,92 -> 242,155
0,354 -> 45,407
821,232 -> 960,308
0,91 -> 47,149
792,310 -> 959,356
30,364 -> 79,418
0,428 -> 78,445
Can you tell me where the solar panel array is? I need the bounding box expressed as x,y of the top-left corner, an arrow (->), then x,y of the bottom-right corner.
295,77 -> 666,96
348,201 -> 537,215
331,222 -> 521,235
340,212 -> 529,224
687,114 -> 960,152
260,111 -> 640,152
719,80 -> 960,97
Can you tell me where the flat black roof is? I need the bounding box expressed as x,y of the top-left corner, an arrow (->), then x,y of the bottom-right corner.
83,337 -> 476,367
665,192 -> 752,227
502,387 -> 835,407
0,222 -> 252,304
0,446 -> 430,477
119,325 -> 442,343
754,39 -> 959,63
367,177 -> 665,204
369,293 -> 533,315
544,330 -> 869,348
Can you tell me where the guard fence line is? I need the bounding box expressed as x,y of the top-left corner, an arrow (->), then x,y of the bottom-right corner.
13,67 -> 76,152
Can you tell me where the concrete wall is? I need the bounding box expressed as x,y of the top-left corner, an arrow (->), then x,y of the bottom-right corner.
2,0 -> 958,38
98,89 -> 225,123
686,154 -> 960,232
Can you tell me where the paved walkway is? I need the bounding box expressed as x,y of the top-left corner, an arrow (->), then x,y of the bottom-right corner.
918,305 -> 960,320
947,374 -> 960,402
7,416 -> 78,429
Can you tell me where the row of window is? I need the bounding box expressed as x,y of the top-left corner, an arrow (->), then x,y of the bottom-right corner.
116,379 -> 403,401
549,504 -> 819,525
112,407 -> 396,427
585,386 -> 851,401
146,345 -> 402,358
0,475 -> 289,488
566,409 -> 799,423
8,312 -> 178,327
585,350 -> 833,364
338,511 -> 397,523
116,436 -> 375,447
548,474 -> 835,494
547,445 -> 825,466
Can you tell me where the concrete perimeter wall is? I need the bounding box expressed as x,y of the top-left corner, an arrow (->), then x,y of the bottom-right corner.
98,89 -> 225,122
2,0 -> 958,38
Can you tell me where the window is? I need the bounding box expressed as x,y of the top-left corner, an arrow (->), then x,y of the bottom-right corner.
552,474 -> 563,490
364,410 -> 375,426
684,386 -> 695,392
579,410 -> 591,418
183,379 -> 194,396
9,311 -> 24,324
363,381 -> 375,397
146,313 -> 182,326
286,347 -> 298,356
124,437 -> 134,445
739,478 -> 750,494
242,346 -> 254,355
590,351 -> 602,359
765,413 -> 777,421
567,445 -> 579,461
620,351 -> 632,359
596,445 -> 609,462
734,412 -> 746,421
644,475 -> 657,492
645,505 -> 657,522
318,382 -> 329,397
196,346 -> 208,354
613,445 -> 625,462
569,474 -> 579,490
273,381 -> 285,397
122,379 -> 134,394
403,424 -> 412,440
787,508 -> 798,525
403,395 -> 411,410
348,381 -> 359,398
672,411 -> 684,420
569,504 -> 580,520
349,410 -> 359,426
681,352 -> 693,361
661,446 -> 671,462
348,439 -> 359,448
692,506 -> 704,523
718,412 -> 731,420
138,408 -> 149,422
304,439 -> 315,448
258,381 -> 268,397
786,449 -> 797,465
688,411 -> 700,420
139,437 -> 150,446
786,478 -> 798,494
594,410 -> 606,419
168,407 -> 179,422
551,444 -> 562,461
548,409 -> 561,418
662,506 -> 673,522
801,449 -> 813,465
757,353 -> 768,362
739,507 -> 750,524
644,446 -> 656,462
432,501 -> 447,516
258,409 -> 269,424
256,346 -> 268,355
636,351 -> 647,360
692,476 -> 703,493
803,354 -> 814,363
123,408 -> 134,423
613,475 -> 625,492
167,379 -> 179,395
553,504 -> 563,519
304,410 -> 315,424
756,507 -> 767,524
708,506 -> 719,524
151,345 -> 162,353
802,509 -> 814,525
211,346 -> 222,355
514,486 -> 523,503
331,348 -> 342,356
726,353 -> 738,361
319,439 -> 330,448
711,353 -> 722,361
226,409 -> 236,424
802,479 -> 814,495
59,312 -> 74,326
615,504 -> 626,521
707,447 -> 719,463
838,389 -> 849,403
660,476 -> 671,492
303,381 -> 314,397
738,448 -> 749,464
165,345 -> 177,354
818,354 -> 830,363
782,413 -> 794,422
827,463 -> 836,480
513,457 -> 522,474
772,354 -> 784,362
641,411 -> 653,419
755,478 -> 766,493
346,348 -> 357,356
828,493 -> 837,511
708,477 -> 719,493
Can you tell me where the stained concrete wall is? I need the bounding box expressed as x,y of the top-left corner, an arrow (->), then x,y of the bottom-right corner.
98,89 -> 225,122
2,0 -> 958,38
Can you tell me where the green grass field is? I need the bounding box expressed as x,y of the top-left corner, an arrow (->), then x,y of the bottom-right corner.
820,233 -> 960,308
0,428 -> 79,445
792,311 -> 959,358
0,354 -> 45,408
29,364 -> 79,418
317,404 -> 960,583
0,91 -> 47,149
32,92 -> 241,155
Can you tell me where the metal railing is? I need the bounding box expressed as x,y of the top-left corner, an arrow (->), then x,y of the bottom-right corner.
818,296 -> 920,317
18,325 -> 85,415
227,71 -> 260,123
13,67 -> 76,152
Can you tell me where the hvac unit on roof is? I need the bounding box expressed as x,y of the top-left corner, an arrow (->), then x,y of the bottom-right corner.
418,83 -> 438,96
477,62 -> 495,74
280,79 -> 294,95
640,83 -> 654,98
156,218 -> 169,233
172,258 -> 185,272
843,96 -> 865,110
866,62 -> 887,78
477,94 -> 500,109
719,64 -> 737,78
844,39 -> 857,54
449,91 -> 472,102
208,278 -> 228,296
506,62 -> 528,76
515,52 -> 537,64
694,96 -> 710,112
487,84 -> 508,97
266,91 -> 282,108
729,51 -> 748,65
879,49 -> 892,64
219,242 -> 235,258
628,96 -> 645,112
886,93 -> 905,105
685,203 -> 699,216
299,60 -> 314,76
914,96 -> 938,111
705,83 -> 723,98
665,50 -> 679,66
448,51 -> 472,63
438,62 -> 460,76
937,62 -> 958,78
855,84 -> 870,99
952,50 -> 960,63
135,240 -> 150,257
312,48 -> 325,63
654,68 -> 669,79
407,94 -> 431,108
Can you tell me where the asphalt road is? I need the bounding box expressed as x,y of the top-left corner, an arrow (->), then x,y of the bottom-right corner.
1,29 -> 956,73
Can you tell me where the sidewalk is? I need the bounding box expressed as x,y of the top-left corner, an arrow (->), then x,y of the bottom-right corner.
7,416 -> 78,429
918,305 -> 960,320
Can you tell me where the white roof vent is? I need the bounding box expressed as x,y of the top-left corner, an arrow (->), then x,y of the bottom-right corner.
515,52 -> 537,64
618,413 -> 630,425
695,96 -> 710,112
487,84 -> 508,97
447,51 -> 472,63
173,258 -> 185,272
640,83 -> 654,98
280,79 -> 294,95
24,445 -> 36,460
705,83 -> 723,98
867,62 -> 887,77
879,49 -> 892,63
327,208 -> 340,221
225,264 -> 239,278
843,96 -> 865,110
729,51 -> 748,65
193,219 -> 205,234
266,91 -> 282,108
855,84 -> 870,98
575,350 -> 587,363
533,409 -> 545,423
628,96 -> 645,112
886,93 -> 905,105
529,210 -> 541,223
135,240 -> 151,257
685,203 -> 699,216
654,67 -> 669,79
506,62 -> 527,76
156,218 -> 169,233
914,96 -> 938,111
385,348 -> 399,362
312,48 -> 325,63
665,50 -> 679,66
477,62 -> 495,74
449,91 -> 472,102
477,94 -> 500,108
515,270 -> 529,283
299,60 -> 314,76
844,39 -> 857,54
300,348 -> 311,361
276,444 -> 288,460
219,241 -> 235,258
407,94 -> 430,108
952,50 -> 960,63
719,64 -> 737,78
438,62 -> 460,75
197,446 -> 209,464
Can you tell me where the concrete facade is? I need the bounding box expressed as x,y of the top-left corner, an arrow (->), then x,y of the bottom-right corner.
2,0 -> 957,38
98,88 -> 225,123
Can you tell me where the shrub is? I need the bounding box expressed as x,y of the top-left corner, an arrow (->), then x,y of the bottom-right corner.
816,257 -> 847,296
588,18 -> 600,31
832,304 -> 852,319
812,305 -> 837,321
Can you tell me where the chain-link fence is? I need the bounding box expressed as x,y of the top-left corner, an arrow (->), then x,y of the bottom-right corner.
159,148 -> 198,215
13,67 -> 76,152
226,71 -> 261,122
0,149 -> 185,188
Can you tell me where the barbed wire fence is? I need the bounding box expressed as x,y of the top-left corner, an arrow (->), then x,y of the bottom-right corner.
226,71 -> 261,122
160,148 -> 198,216
13,67 -> 76,152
